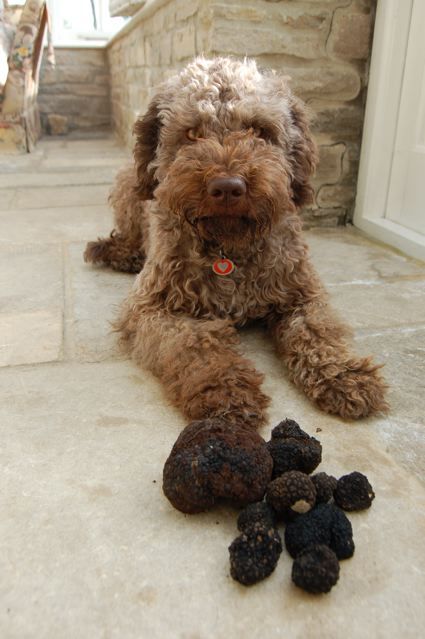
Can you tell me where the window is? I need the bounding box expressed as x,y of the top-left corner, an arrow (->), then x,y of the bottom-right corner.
49,0 -> 126,46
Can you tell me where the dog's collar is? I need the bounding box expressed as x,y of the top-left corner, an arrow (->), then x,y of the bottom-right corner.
212,249 -> 236,276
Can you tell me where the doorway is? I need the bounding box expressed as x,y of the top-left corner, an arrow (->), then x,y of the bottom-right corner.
354,0 -> 425,261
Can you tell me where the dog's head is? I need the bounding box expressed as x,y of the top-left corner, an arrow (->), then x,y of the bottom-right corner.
133,57 -> 317,250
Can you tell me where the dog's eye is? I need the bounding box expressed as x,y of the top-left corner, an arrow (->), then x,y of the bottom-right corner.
253,126 -> 272,141
186,129 -> 199,141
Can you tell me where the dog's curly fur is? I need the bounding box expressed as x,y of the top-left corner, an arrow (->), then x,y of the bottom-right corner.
84,57 -> 388,427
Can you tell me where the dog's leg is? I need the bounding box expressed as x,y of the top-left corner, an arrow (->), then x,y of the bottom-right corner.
84,167 -> 146,273
269,267 -> 388,420
84,231 -> 145,274
117,308 -> 270,429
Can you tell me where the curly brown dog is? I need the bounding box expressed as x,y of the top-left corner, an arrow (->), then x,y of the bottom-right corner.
84,56 -> 387,428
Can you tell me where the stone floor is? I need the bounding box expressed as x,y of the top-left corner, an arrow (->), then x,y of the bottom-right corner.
0,137 -> 424,639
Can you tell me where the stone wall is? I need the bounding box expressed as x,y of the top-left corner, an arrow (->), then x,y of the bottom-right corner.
108,0 -> 377,226
38,48 -> 111,135
109,0 -> 145,16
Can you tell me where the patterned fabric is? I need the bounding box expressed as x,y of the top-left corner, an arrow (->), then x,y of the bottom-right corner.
0,0 -> 51,153
0,2 -> 15,93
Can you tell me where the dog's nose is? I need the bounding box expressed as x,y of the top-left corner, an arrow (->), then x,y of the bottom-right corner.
207,176 -> 247,201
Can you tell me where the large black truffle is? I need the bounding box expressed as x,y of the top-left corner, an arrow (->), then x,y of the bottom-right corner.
229,524 -> 282,585
237,502 -> 277,533
284,503 -> 354,560
163,418 -> 273,514
267,419 -> 322,477
311,472 -> 337,504
266,471 -> 316,517
334,471 -> 375,511
292,544 -> 340,594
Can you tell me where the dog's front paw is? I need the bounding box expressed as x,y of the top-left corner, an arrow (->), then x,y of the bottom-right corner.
183,373 -> 271,430
84,236 -> 145,273
311,357 -> 388,420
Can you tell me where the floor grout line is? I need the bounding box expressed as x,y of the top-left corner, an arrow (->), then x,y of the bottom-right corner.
61,241 -> 77,362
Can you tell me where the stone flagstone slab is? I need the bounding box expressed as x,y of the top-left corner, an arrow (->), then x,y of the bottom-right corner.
0,205 -> 111,244
306,228 -> 425,284
0,244 -> 63,367
65,242 -> 135,362
0,309 -> 62,367
327,279 -> 425,330
0,184 -> 111,211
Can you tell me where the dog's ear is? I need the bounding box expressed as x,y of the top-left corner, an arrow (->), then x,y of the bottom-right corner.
288,96 -> 318,209
133,95 -> 163,200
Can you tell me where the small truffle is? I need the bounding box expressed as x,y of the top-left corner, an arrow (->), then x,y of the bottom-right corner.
284,503 -> 354,560
237,502 -> 277,533
292,544 -> 340,594
311,472 -> 337,504
330,507 -> 355,560
266,471 -> 316,517
163,418 -> 273,514
267,419 -> 322,477
229,524 -> 282,585
334,471 -> 375,511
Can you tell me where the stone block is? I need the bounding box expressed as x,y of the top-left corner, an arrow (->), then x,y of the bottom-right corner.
317,183 -> 354,208
47,114 -> 69,136
211,22 -> 327,59
288,64 -> 362,101
159,32 -> 173,66
41,66 -> 103,86
211,3 -> 266,22
41,83 -> 110,98
315,143 -> 346,183
176,0 -> 200,23
151,7 -> 165,33
302,207 -> 346,227
144,38 -> 159,66
39,95 -> 111,118
328,9 -> 373,60
135,39 -> 145,66
53,48 -> 107,67
173,24 -> 196,61
310,100 -> 364,140
94,73 -> 111,86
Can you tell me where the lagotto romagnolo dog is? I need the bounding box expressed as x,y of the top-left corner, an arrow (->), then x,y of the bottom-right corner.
84,56 -> 388,427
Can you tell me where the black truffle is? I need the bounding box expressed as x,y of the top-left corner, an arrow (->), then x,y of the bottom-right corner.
311,472 -> 337,504
284,503 -> 354,560
292,544 -> 340,594
267,419 -> 322,477
334,471 -> 375,511
229,524 -> 282,586
266,471 -> 316,517
237,502 -> 277,533
330,507 -> 355,560
163,418 -> 273,514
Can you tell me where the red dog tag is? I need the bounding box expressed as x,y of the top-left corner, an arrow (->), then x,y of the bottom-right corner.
212,258 -> 235,276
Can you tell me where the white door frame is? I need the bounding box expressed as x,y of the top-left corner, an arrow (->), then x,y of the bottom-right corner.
354,0 -> 425,261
